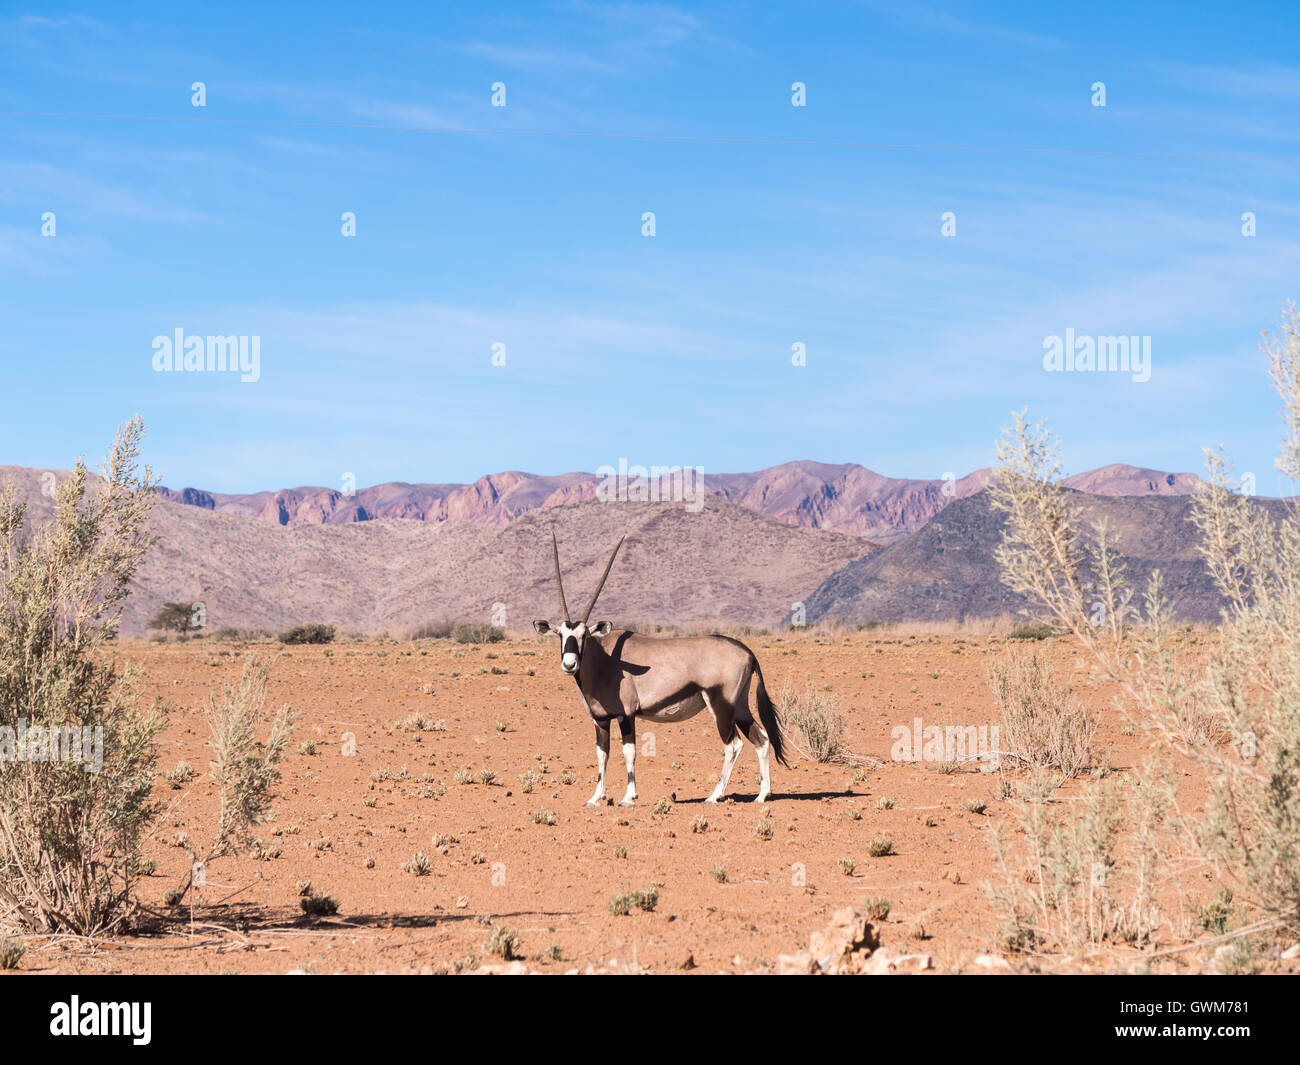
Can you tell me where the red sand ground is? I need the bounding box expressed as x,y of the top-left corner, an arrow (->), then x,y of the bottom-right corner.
7,630 -> 1296,975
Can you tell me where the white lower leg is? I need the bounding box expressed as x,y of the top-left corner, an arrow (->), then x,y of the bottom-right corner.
619,742 -> 637,806
586,740 -> 609,806
752,729 -> 772,803
706,736 -> 745,803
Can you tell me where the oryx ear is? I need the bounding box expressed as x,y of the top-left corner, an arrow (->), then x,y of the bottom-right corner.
532,620 -> 553,635
589,620 -> 612,636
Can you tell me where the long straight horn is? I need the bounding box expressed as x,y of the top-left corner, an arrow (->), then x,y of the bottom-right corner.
551,531 -> 571,623
581,536 -> 625,623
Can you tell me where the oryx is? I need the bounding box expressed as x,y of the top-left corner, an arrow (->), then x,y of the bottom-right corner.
533,533 -> 788,806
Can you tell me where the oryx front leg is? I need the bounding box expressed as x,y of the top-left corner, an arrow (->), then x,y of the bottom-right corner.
618,715 -> 637,807
586,723 -> 610,807
706,733 -> 745,804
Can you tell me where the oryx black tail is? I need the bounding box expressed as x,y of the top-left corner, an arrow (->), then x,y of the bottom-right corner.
712,634 -> 790,768
751,657 -> 789,768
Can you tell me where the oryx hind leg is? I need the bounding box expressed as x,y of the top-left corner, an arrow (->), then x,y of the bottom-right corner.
704,690 -> 744,804
745,721 -> 772,803
732,669 -> 772,803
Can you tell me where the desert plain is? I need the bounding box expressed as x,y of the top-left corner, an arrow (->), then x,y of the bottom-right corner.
13,624 -> 1295,977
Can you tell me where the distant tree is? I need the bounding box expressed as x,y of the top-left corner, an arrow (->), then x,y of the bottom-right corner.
149,601 -> 198,634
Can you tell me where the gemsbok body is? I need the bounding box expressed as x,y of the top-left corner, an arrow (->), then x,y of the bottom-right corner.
533,534 -> 788,806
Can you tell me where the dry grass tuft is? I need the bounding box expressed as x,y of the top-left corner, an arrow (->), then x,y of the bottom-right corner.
778,680 -> 847,763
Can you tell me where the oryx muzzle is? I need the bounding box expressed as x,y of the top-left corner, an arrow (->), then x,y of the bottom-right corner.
533,534 -> 788,806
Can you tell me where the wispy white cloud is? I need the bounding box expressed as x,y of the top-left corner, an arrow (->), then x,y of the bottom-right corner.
14,13 -> 103,30
1160,60 -> 1300,99
861,0 -> 1062,48
0,160 -> 217,223
462,40 -> 621,75
458,0 -> 744,79
568,1 -> 705,47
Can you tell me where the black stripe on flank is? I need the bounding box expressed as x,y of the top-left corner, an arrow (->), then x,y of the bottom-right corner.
641,683 -> 702,715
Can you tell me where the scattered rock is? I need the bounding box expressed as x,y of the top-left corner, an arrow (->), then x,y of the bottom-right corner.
974,953 -> 1012,970
776,950 -> 817,975
807,906 -> 880,974
1281,943 -> 1300,960
864,949 -> 934,974
679,952 -> 696,971
474,960 -> 530,975
895,953 -> 934,971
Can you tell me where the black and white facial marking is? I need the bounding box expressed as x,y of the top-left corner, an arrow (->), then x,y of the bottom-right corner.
532,619 -> 612,675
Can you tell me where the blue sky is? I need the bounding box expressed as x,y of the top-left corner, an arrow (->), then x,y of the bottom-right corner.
2,2 -> 1299,496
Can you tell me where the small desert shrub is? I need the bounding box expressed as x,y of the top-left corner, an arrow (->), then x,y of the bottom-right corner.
486,924 -> 521,960
164,761 -> 197,789
532,808 -> 557,826
278,623 -> 335,645
710,866 -> 727,883
213,627 -> 273,642
863,896 -> 892,921
0,935 -> 25,969
453,623 -> 505,645
876,795 -> 896,810
0,419 -> 165,935
652,798 -> 671,815
778,680 -> 847,762
408,619 -> 453,640
988,652 -> 1095,780
128,856 -> 156,877
985,770 -> 1174,953
300,892 -> 339,917
837,857 -> 856,875
1198,888 -> 1235,936
1209,937 -> 1258,975
609,886 -> 659,915
963,798 -> 987,815
1007,622 -> 1057,641
397,714 -> 441,732
754,817 -> 774,840
404,851 -> 432,876
992,343 -> 1300,938
203,657 -> 294,860
867,835 -> 895,857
